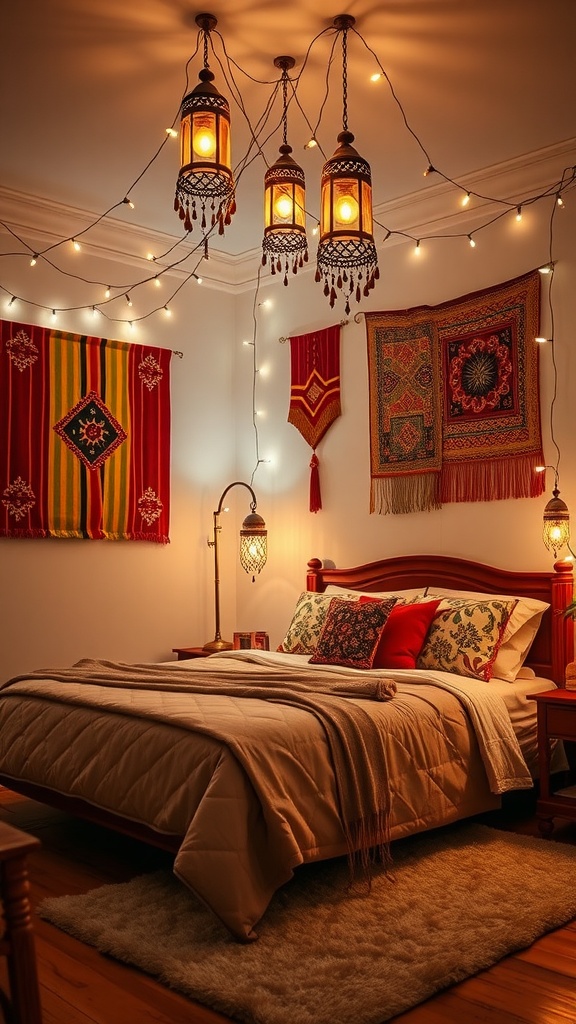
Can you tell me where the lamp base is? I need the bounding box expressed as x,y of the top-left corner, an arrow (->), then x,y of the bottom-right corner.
202,638 -> 233,653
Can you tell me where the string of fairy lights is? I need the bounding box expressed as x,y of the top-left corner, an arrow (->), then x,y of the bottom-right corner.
1,18 -> 575,329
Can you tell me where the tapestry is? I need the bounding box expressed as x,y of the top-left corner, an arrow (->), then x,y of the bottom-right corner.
366,309 -> 442,514
366,270 -> 545,514
288,324 -> 341,512
0,320 -> 172,542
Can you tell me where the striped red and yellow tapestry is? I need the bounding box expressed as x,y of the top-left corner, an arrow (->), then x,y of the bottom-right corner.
0,321 -> 171,542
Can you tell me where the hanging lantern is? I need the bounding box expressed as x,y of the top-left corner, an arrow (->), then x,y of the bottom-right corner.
174,13 -> 235,237
262,56 -> 308,285
542,484 -> 571,558
315,16 -> 379,315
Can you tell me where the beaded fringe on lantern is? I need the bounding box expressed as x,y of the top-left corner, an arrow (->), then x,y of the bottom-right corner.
316,238 -> 379,315
174,173 -> 236,235
262,234 -> 309,286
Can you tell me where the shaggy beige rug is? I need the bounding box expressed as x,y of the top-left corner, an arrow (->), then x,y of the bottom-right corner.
38,823 -> 576,1024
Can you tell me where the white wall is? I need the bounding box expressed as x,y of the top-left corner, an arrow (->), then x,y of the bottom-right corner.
1,185 -> 575,677
0,246 -> 237,678
232,197 -> 576,650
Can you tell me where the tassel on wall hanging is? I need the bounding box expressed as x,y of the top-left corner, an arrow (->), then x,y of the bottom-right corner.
287,324 -> 341,512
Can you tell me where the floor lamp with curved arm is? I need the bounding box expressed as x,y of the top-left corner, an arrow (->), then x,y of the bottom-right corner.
203,481 -> 267,652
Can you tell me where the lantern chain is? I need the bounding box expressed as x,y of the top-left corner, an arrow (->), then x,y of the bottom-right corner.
341,23 -> 349,132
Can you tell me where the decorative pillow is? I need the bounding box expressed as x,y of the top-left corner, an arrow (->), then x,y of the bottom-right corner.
360,596 -> 442,669
278,592 -> 343,655
425,588 -> 548,681
416,598 -> 518,681
309,597 -> 397,669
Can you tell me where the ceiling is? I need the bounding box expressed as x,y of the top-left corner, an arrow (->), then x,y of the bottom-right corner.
1,0 -> 575,262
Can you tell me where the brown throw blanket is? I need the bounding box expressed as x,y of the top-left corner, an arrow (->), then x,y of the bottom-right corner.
7,656 -> 397,887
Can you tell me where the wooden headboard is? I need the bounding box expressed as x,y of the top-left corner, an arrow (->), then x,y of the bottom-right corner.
306,554 -> 574,686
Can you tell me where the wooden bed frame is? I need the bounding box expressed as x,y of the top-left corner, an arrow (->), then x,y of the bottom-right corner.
307,554 -> 574,687
1,554 -> 573,852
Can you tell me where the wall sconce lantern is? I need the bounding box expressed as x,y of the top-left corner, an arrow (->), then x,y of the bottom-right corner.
262,56 -> 308,284
174,13 -> 236,237
315,15 -> 379,315
538,465 -> 571,558
204,481 -> 267,652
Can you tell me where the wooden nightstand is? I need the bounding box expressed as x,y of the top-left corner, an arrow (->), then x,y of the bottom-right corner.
172,646 -> 211,661
0,821 -> 43,1023
532,688 -> 576,835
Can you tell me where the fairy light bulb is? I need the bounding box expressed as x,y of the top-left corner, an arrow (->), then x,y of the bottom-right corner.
468,234 -> 476,248
414,239 -> 421,255
30,255 -> 38,266
105,285 -> 111,298
462,192 -> 471,207
516,206 -> 522,221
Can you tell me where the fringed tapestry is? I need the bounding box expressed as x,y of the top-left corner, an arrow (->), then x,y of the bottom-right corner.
366,270 -> 545,514
288,324 -> 341,512
366,309 -> 443,514
0,320 -> 171,541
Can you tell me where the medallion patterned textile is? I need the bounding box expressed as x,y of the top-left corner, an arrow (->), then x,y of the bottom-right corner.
288,324 -> 341,512
366,271 -> 545,514
0,320 -> 171,541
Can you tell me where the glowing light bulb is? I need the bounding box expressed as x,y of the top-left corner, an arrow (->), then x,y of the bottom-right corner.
462,192 -> 471,207
468,235 -> 476,248
166,127 -> 178,138
414,240 -> 421,255
516,206 -> 522,222
370,73 -> 382,82
193,126 -> 216,158
274,191 -> 293,220
105,285 -> 111,298
72,238 -> 81,252
30,255 -> 38,267
334,194 -> 358,225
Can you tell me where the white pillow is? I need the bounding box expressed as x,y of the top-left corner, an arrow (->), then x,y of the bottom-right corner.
324,585 -> 424,602
425,588 -> 548,681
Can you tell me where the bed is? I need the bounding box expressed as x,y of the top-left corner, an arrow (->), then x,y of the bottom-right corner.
0,554 -> 573,941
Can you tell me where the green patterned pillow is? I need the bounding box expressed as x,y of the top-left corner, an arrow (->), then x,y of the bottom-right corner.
416,598 -> 517,681
278,592 -> 339,654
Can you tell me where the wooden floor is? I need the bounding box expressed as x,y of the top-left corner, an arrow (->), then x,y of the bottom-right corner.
0,788 -> 575,1024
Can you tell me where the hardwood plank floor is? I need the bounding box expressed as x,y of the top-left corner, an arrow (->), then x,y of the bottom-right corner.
0,788 -> 574,1024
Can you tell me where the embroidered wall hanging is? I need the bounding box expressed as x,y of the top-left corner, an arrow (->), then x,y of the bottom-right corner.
0,321 -> 172,542
366,270 -> 544,514
288,324 -> 341,512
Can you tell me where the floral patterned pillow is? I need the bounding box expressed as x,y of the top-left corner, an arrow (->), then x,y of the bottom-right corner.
310,597 -> 398,669
277,592 -> 340,655
416,597 -> 517,681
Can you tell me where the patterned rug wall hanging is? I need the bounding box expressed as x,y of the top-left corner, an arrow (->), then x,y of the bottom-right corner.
0,321 -> 172,541
288,324 -> 341,512
366,270 -> 545,514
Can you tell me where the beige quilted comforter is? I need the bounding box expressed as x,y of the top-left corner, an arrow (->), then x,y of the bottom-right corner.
0,651 -> 533,940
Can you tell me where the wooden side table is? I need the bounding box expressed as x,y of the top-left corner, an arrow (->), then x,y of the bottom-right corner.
0,822 -> 42,1023
532,688 -> 576,836
172,646 -> 211,661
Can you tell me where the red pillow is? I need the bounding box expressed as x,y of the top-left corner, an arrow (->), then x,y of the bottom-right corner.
359,597 -> 442,669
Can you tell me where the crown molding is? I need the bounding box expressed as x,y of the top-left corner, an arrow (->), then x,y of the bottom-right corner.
1,139 -> 574,295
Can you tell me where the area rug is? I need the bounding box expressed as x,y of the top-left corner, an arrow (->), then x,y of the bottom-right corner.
37,823 -> 576,1024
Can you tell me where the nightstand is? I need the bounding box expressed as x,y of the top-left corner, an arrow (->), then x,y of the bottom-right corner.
532,688 -> 576,835
172,646 -> 211,661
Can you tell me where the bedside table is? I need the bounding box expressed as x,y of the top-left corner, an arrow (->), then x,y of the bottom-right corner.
172,646 -> 211,661
532,688 -> 576,835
